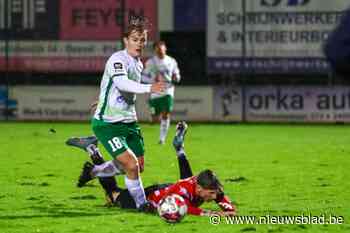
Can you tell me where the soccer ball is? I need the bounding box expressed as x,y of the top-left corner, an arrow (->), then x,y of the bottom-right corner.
157,194 -> 188,223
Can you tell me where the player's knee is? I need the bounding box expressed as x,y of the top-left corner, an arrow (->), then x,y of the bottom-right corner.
161,113 -> 169,120
124,160 -> 139,175
138,157 -> 145,173
139,163 -> 144,173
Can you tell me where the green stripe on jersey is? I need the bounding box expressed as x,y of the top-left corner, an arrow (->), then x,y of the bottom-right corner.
99,78 -> 113,120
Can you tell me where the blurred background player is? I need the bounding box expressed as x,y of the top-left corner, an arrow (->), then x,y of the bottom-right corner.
67,122 -> 236,217
142,41 -> 181,144
71,16 -> 166,211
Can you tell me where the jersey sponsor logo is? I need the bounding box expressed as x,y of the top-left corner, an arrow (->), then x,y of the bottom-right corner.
114,62 -> 123,70
113,62 -> 126,75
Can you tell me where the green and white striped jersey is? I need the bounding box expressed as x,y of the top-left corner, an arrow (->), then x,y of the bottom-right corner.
94,49 -> 151,123
142,55 -> 181,99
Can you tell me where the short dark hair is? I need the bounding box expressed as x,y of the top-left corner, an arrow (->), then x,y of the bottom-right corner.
153,40 -> 166,49
123,16 -> 150,38
197,169 -> 223,191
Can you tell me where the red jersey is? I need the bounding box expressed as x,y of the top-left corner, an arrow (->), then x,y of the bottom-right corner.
147,176 -> 235,216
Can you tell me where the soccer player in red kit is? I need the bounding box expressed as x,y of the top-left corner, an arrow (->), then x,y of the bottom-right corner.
67,122 -> 236,216
145,170 -> 235,216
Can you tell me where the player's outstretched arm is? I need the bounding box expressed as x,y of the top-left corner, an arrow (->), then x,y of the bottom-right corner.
171,59 -> 181,83
113,76 -> 165,94
114,77 -> 152,94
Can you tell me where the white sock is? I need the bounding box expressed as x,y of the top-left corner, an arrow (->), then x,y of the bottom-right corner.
176,148 -> 186,157
92,161 -> 124,177
86,145 -> 104,161
159,118 -> 170,143
124,177 -> 147,208
86,144 -> 99,156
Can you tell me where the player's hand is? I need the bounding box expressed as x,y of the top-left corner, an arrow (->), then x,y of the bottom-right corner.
220,211 -> 236,217
155,74 -> 163,82
171,74 -> 180,83
208,210 -> 236,217
90,101 -> 98,114
150,80 -> 166,93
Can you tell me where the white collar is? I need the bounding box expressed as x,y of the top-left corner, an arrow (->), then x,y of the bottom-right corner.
155,55 -> 168,62
123,49 -> 141,63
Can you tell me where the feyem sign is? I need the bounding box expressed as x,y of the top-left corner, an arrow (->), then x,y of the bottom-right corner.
60,0 -> 157,40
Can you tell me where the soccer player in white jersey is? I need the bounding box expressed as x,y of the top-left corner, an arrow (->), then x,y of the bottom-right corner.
142,41 -> 181,144
75,17 -> 166,211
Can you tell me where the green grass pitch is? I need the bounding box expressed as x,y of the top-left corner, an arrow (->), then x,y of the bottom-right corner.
0,122 -> 349,233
